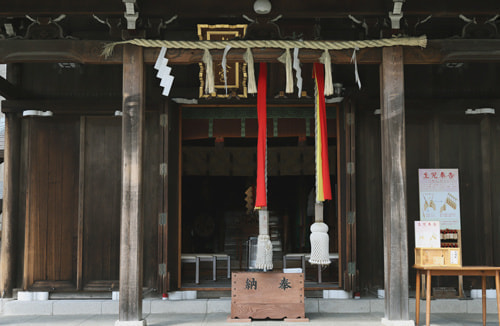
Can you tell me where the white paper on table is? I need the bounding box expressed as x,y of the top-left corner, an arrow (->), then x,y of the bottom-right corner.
449,250 -> 459,265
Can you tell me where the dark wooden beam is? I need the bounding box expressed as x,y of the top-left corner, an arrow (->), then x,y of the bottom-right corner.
0,39 -> 499,66
0,40 -> 122,64
406,39 -> 500,64
0,113 -> 21,298
0,0 -> 498,18
1,99 -> 163,114
0,77 -> 25,100
480,115 -> 494,266
118,44 -> 145,324
380,46 -> 410,322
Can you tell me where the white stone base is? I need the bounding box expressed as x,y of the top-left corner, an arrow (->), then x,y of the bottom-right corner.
115,319 -> 147,326
381,318 -> 415,326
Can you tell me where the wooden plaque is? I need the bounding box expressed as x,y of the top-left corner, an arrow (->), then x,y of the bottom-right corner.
230,272 -> 307,321
197,24 -> 247,98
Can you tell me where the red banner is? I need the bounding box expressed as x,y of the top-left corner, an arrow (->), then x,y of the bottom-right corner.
255,63 -> 267,208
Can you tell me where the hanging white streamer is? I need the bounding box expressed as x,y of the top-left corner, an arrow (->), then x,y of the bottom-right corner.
154,47 -> 167,70
203,49 -> 215,94
293,48 -> 303,98
351,47 -> 361,89
278,48 -> 293,94
319,49 -> 333,96
221,45 -> 231,95
154,47 -> 174,97
244,49 -> 257,94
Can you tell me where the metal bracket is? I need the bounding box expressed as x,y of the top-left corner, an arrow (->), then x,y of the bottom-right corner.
160,114 -> 168,127
123,0 -> 138,30
347,162 -> 355,175
390,0 -> 404,29
389,12 -> 403,29
159,213 -> 167,225
160,163 -> 168,176
208,118 -> 214,138
158,263 -> 166,276
348,262 -> 356,275
346,113 -> 354,126
241,118 -> 246,137
347,211 -> 356,224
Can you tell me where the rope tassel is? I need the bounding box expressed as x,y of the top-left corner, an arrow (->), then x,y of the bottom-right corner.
310,204 -> 331,265
310,63 -> 332,266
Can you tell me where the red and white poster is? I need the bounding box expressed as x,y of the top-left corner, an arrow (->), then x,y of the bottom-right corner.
414,220 -> 440,248
418,169 -> 461,230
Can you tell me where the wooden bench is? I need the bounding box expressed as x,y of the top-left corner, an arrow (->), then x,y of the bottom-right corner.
181,253 -> 230,284
283,252 -> 339,283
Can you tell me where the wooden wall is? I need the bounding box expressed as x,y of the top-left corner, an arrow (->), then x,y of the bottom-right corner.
19,113 -> 161,291
356,101 -> 500,291
81,117 -> 121,289
21,117 -> 80,290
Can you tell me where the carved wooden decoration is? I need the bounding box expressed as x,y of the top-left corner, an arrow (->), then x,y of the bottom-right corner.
198,24 -> 247,98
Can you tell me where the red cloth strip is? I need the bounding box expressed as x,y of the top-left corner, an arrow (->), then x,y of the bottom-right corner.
314,63 -> 332,201
255,62 -> 267,208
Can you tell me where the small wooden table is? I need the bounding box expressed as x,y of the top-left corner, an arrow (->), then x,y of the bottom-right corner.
414,265 -> 500,326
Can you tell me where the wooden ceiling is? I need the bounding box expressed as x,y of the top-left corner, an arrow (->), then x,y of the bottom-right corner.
0,1 -> 499,18
0,1 -> 498,41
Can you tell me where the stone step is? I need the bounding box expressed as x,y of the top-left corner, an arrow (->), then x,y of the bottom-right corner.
1,297 -> 497,316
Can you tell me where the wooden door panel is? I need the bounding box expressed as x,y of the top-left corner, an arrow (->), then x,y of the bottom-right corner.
24,117 -> 79,289
82,117 -> 121,288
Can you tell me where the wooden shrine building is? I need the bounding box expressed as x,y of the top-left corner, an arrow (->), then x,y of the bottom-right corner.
1,1 -> 500,325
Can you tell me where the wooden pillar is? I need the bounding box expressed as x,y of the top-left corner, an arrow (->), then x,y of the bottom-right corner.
480,115 -> 493,266
380,46 -> 412,324
0,112 -> 21,298
118,44 -> 146,325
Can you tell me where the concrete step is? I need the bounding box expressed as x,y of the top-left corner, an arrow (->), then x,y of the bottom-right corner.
1,297 -> 498,316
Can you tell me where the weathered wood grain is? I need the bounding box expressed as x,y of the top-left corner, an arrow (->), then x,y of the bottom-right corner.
231,272 -> 306,320
119,44 -> 145,321
22,118 -> 79,290
0,113 -> 21,297
82,117 -> 121,286
380,46 -> 409,321
1,39 -> 500,65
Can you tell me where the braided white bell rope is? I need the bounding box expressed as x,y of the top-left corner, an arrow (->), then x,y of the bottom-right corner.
309,223 -> 331,265
255,209 -> 273,271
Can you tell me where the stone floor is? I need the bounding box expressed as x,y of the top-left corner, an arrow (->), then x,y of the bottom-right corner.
1,312 -> 500,326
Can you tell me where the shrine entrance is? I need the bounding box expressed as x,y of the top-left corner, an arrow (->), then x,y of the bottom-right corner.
178,104 -> 343,290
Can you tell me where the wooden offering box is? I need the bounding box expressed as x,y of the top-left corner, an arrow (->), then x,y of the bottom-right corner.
415,247 -> 461,267
229,272 -> 308,322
